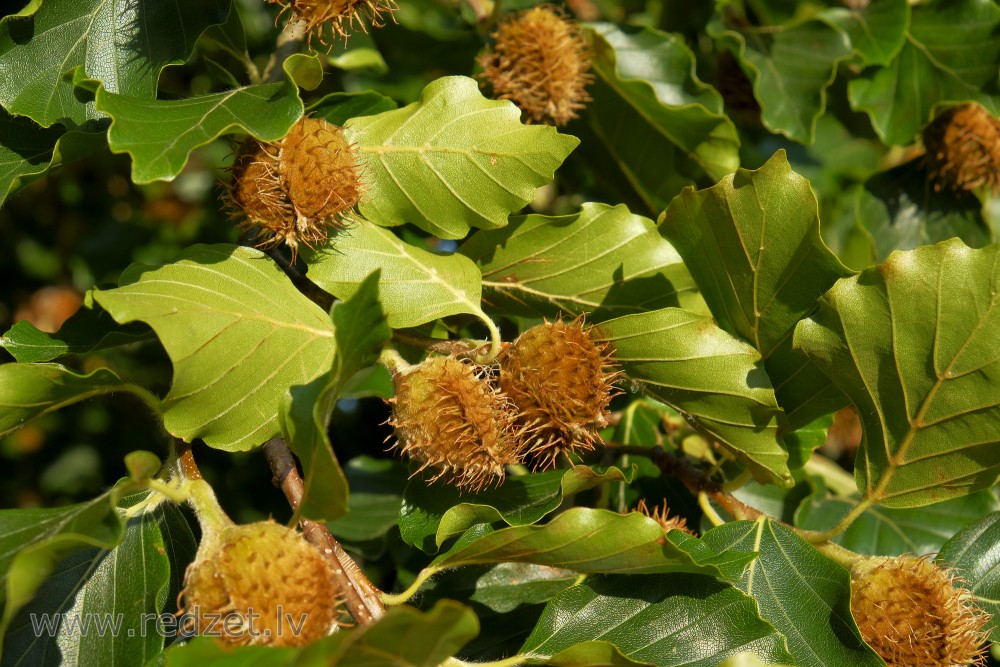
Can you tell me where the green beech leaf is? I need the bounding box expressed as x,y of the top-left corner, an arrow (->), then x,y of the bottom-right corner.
519,575 -> 795,666
820,0 -> 909,66
281,272 -> 390,521
849,0 -> 1000,146
709,12 -> 852,143
702,518 -> 884,666
584,23 -> 740,213
1,305 -> 152,363
0,108 -> 106,206
0,486 -> 140,650
459,202 -> 705,320
0,363 -> 131,437
327,457 -> 409,544
161,600 -> 478,666
93,244 -> 337,452
425,508 -> 757,580
2,496 -> 196,665
344,76 -> 579,239
399,466 -> 633,553
423,562 -> 578,615
595,308 -> 793,486
796,487 -> 1000,556
309,90 -> 398,125
303,224 -> 486,329
794,239 -> 1000,507
938,511 -> 1000,641
0,0 -> 230,128
96,54 -> 322,183
660,150 -> 853,428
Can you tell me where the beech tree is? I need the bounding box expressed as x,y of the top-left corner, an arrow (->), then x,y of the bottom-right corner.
0,0 -> 999,665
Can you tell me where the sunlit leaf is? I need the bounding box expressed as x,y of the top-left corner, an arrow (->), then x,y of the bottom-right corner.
94,244 -> 337,452
794,239 -> 1000,507
345,76 -> 579,239
459,203 -> 705,321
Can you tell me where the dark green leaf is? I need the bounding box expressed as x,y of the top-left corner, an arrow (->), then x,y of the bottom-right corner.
97,54 -> 323,183
519,575 -> 795,666
0,364 -> 130,437
399,466 -> 633,553
93,244 -> 337,452
282,272 -> 390,521
303,224 -> 486,329
584,23 -> 740,212
327,457 -> 409,543
709,13 -> 852,143
702,518 -> 884,666
309,91 -> 398,125
427,509 -> 757,579
2,497 -> 195,666
0,0 -> 230,127
1,305 -> 152,363
345,76 -> 579,239
820,0 -> 909,67
849,0 -> 1000,146
794,239 -> 1000,507
938,511 -> 1000,641
797,487 -> 1000,556
459,203 -> 705,321
595,309 -> 793,486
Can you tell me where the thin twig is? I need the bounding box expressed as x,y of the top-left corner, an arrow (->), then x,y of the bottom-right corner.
262,438 -> 385,624
262,17 -> 309,84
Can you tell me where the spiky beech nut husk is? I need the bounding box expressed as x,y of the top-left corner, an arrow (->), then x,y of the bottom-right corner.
477,5 -> 593,126
632,499 -> 694,535
390,356 -> 522,492
923,103 -> 1000,195
223,116 -> 362,257
850,554 -> 990,666
180,520 -> 340,646
269,0 -> 398,46
500,318 -> 621,470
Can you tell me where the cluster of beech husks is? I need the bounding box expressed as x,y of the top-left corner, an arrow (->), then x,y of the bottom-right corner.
389,319 -> 620,492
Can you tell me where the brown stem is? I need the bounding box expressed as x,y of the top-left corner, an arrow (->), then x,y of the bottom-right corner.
262,438 -> 385,624
176,442 -> 202,480
391,330 -> 489,359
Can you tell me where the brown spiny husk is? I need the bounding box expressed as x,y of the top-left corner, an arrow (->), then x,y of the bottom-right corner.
269,0 -> 398,46
500,317 -> 621,470
633,499 -> 694,535
179,520 -> 341,646
923,103 -> 1000,195
477,5 -> 593,126
850,554 -> 990,666
223,117 -> 362,257
389,356 -> 522,492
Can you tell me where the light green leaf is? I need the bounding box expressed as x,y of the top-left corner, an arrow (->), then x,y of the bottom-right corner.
282,272 -> 390,521
0,363 -> 131,437
93,244 -> 337,452
584,23 -> 740,213
938,511 -> 1000,641
303,224 -> 486,329
1,305 -> 152,363
0,486 -> 139,651
660,150 -> 853,428
345,76 -> 579,239
848,0 -> 1000,146
519,575 -> 795,666
97,54 -> 322,183
0,0 -> 230,127
594,309 -> 793,486
794,239 -> 1000,507
399,466 -> 633,553
0,108 -> 106,206
709,12 -> 852,143
797,487 -> 1000,556
1,496 -> 195,665
820,0 -> 909,66
702,518 -> 884,666
426,508 -> 757,580
459,202 -> 705,321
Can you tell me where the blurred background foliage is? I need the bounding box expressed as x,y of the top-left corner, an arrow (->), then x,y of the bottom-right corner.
1,0 -> 997,632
